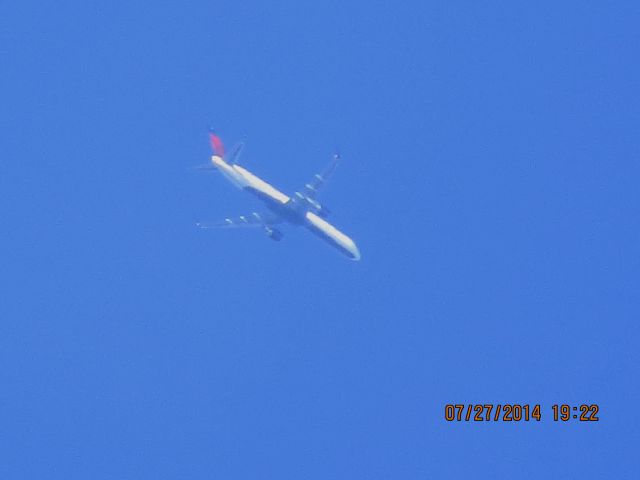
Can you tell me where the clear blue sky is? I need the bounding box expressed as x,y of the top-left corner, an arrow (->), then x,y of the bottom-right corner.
1,1 -> 638,478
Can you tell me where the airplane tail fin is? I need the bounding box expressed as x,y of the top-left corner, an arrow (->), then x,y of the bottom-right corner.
208,129 -> 245,165
209,129 -> 225,159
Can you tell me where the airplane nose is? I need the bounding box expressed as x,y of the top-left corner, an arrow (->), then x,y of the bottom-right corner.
350,243 -> 361,261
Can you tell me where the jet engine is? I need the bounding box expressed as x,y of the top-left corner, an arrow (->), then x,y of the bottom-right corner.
303,195 -> 330,218
315,205 -> 331,218
264,226 -> 283,241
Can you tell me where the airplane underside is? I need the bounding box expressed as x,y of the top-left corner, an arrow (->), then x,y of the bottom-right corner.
199,131 -> 361,260
240,187 -> 359,259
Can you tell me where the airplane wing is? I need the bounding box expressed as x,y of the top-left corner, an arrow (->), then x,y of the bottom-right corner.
196,211 -> 280,229
302,153 -> 340,199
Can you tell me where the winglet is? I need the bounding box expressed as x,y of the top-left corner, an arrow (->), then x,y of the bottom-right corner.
208,128 -> 225,158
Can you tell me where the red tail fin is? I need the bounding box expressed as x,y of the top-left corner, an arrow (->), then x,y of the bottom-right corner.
208,130 -> 225,157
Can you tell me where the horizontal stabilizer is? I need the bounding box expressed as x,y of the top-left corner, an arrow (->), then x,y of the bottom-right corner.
190,163 -> 216,172
227,141 -> 245,165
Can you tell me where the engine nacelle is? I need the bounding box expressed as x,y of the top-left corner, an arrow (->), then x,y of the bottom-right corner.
316,205 -> 331,218
306,197 -> 331,218
264,227 -> 283,241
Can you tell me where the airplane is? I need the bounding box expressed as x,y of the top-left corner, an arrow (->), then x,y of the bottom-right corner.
196,130 -> 361,261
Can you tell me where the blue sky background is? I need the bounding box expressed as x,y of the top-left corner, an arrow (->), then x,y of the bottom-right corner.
1,1 -> 638,478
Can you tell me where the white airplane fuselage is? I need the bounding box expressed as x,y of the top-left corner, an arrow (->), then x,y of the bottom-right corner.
211,154 -> 361,260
